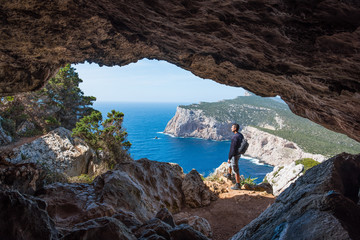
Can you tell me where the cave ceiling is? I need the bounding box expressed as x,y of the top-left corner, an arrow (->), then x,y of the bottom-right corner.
1,0 -> 360,142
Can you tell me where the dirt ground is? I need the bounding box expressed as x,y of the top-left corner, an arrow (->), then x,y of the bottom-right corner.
174,186 -> 275,240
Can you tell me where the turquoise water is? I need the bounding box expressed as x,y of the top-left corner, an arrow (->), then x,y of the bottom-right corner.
94,102 -> 273,183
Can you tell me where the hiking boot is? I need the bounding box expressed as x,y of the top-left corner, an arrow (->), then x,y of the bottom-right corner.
223,173 -> 232,179
231,183 -> 241,190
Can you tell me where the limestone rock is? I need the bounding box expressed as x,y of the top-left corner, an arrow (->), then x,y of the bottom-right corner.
176,216 -> 212,239
230,153 -> 360,240
243,126 -> 326,166
116,158 -> 185,214
0,189 -> 59,240
36,159 -> 186,228
264,162 -> 305,196
5,127 -> 97,177
0,162 -> 45,195
182,169 -> 217,208
164,107 -> 233,140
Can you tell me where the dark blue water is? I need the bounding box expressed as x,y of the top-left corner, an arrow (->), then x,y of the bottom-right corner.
94,102 -> 273,183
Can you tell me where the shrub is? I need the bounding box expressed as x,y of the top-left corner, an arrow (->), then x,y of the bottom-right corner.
72,110 -> 131,168
295,158 -> 320,174
241,176 -> 258,186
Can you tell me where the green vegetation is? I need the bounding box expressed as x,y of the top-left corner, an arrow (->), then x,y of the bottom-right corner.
0,64 -> 96,139
273,166 -> 284,178
241,176 -> 258,186
68,174 -> 96,184
181,95 -> 360,157
72,110 -> 131,167
295,158 -> 320,174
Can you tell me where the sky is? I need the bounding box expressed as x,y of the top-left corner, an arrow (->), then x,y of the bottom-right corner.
74,59 -> 245,103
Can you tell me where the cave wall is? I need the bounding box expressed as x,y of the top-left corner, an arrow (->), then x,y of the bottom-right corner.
1,0 -> 360,142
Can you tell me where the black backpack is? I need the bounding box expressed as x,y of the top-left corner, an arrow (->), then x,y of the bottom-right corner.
238,137 -> 249,155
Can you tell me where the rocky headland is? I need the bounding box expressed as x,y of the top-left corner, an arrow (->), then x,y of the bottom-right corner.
164,106 -> 326,167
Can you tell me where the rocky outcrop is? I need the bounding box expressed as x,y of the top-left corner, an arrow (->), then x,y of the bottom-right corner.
230,153 -> 360,240
182,169 -> 217,208
36,159 -> 185,228
164,107 -> 233,140
0,157 -> 215,239
264,162 -> 304,196
0,189 -> 59,240
175,215 -> 212,239
0,187 -> 210,240
1,1 -> 360,143
4,127 -> 101,177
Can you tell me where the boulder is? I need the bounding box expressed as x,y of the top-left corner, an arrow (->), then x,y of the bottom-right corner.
155,208 -> 176,228
35,182 -> 116,229
135,209 -> 211,240
0,189 -> 59,240
36,159 -> 186,229
62,216 -> 136,240
116,158 -> 185,214
182,169 -> 217,208
5,127 -> 97,177
112,209 -> 143,231
176,216 -> 212,239
170,224 -> 209,240
134,218 -> 173,239
230,153 -> 360,240
264,162 -> 305,196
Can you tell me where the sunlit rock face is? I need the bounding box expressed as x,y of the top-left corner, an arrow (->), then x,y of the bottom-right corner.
1,0 -> 360,142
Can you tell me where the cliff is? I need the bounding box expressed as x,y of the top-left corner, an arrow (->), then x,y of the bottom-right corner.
164,107 -> 233,141
164,106 -> 326,166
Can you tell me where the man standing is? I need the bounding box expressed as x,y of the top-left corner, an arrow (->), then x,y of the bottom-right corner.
226,123 -> 244,190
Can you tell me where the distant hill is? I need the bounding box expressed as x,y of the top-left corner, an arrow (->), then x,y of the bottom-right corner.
179,95 -> 360,157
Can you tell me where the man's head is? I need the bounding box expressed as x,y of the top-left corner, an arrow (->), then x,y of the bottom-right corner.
231,123 -> 239,133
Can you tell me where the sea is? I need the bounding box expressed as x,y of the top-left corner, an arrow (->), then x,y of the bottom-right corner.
94,102 -> 273,183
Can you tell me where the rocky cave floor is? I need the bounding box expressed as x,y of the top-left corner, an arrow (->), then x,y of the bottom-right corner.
175,187 -> 274,240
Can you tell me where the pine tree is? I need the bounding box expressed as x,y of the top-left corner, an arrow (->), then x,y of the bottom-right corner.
0,64 -> 96,138
72,110 -> 131,167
